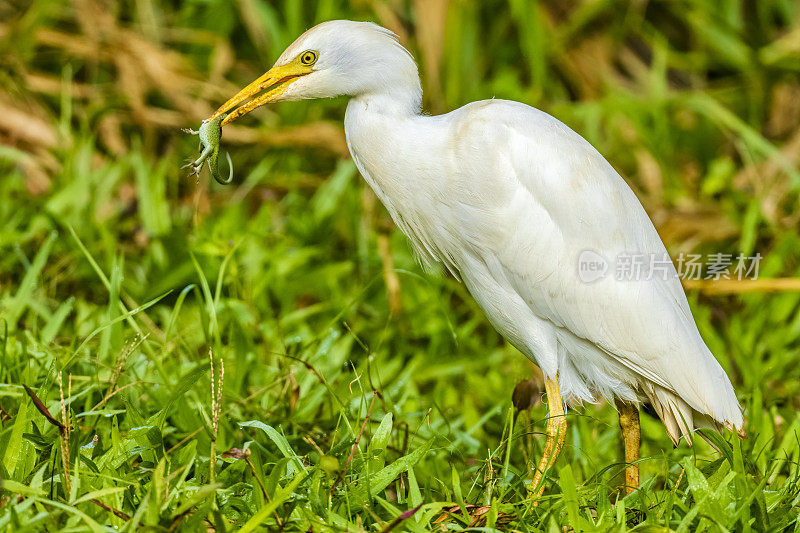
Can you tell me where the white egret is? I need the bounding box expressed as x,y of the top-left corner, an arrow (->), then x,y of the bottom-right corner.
207,20 -> 744,496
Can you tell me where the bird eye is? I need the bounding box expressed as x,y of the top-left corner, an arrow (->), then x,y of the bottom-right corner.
300,51 -> 318,65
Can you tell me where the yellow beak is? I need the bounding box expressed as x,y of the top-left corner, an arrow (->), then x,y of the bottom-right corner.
210,62 -> 312,126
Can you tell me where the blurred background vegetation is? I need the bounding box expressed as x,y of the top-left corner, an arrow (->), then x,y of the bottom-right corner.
1,0 -> 800,530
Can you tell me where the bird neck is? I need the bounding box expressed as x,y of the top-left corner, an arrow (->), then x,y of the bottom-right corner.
343,91 -> 440,212
348,81 -> 422,117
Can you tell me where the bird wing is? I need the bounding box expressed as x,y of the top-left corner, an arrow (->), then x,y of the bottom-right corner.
444,100 -> 741,428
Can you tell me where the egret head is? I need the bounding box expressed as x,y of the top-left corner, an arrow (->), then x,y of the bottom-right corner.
212,20 -> 421,125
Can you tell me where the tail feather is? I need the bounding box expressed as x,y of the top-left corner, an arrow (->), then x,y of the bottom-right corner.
643,383 -> 690,445
641,382 -> 743,447
665,345 -> 744,433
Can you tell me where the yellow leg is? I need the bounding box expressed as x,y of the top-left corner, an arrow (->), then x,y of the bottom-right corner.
615,399 -> 640,495
530,375 -> 566,499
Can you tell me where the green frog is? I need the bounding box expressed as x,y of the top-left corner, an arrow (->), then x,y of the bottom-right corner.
183,113 -> 233,184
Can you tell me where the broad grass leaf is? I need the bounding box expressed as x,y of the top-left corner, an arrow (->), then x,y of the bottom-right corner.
348,439 -> 433,508
407,465 -> 422,509
156,364 -> 208,429
238,472 -> 306,533
240,420 -> 307,474
2,400 -> 28,478
451,465 -> 468,522
0,479 -> 44,496
370,412 -> 393,452
559,464 -> 591,530
680,457 -> 724,521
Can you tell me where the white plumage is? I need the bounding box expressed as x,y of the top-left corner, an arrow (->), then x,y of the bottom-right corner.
211,20 -> 743,450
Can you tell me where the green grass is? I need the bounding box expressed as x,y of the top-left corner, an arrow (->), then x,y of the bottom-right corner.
1,0 -> 800,530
